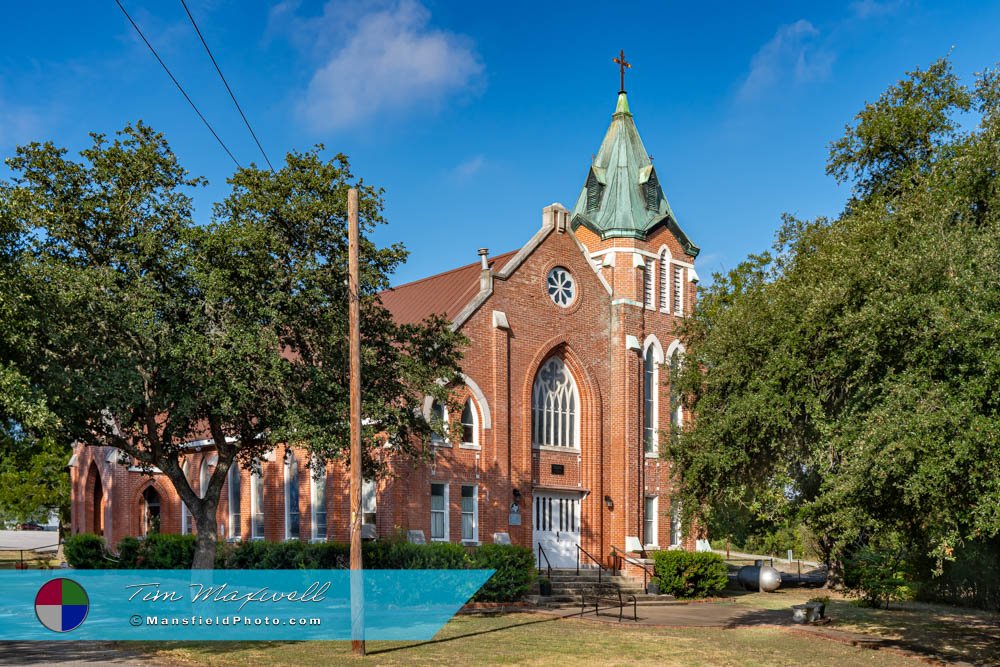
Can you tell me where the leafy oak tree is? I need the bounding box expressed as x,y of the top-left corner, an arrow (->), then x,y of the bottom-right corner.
3,123 -> 464,568
670,59 -> 1000,581
0,170 -> 67,527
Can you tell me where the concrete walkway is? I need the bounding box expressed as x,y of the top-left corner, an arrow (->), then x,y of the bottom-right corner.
0,641 -> 163,666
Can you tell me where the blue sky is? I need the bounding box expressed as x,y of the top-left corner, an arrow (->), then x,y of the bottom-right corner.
2,1 -> 999,285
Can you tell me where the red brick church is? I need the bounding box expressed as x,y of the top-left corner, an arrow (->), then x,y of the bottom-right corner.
70,87 -> 701,568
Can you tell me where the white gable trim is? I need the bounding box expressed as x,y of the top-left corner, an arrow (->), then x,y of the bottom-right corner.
451,202 -> 612,331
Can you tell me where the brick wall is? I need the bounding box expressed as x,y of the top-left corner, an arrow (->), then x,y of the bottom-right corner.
69,206 -> 699,565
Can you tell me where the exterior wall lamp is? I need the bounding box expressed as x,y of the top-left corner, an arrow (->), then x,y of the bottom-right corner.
604,495 -> 614,511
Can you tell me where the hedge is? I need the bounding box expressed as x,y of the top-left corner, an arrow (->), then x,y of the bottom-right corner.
62,533 -> 112,569
469,543 -> 536,602
652,550 -> 728,598
64,534 -> 534,602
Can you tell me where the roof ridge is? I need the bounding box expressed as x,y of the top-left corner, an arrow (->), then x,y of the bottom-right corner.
386,249 -> 518,292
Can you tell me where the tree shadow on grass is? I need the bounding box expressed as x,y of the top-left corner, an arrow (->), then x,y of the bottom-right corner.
819,598 -> 1000,666
366,612 -> 566,656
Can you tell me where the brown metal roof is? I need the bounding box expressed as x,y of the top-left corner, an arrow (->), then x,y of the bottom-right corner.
380,250 -> 518,326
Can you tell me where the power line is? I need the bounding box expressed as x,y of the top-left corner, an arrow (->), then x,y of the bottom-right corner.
113,0 -> 242,169
179,0 -> 275,172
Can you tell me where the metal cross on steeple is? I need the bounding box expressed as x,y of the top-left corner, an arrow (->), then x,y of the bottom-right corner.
613,49 -> 631,93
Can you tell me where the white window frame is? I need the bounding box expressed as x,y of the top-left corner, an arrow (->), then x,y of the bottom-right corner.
430,483 -> 449,542
250,465 -> 265,541
199,458 -> 209,499
227,464 -> 241,541
643,339 -> 663,456
667,343 -> 685,436
643,258 -> 655,309
284,451 -> 300,541
644,496 -> 659,549
670,498 -> 683,547
658,248 -> 670,312
531,356 -> 581,450
310,463 -> 327,542
180,461 -> 192,535
362,478 -> 377,529
459,398 -> 480,449
461,484 -> 479,544
429,400 -> 450,447
672,263 -> 685,316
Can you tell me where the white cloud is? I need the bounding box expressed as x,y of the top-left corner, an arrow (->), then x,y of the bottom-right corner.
275,0 -> 483,131
738,20 -> 835,101
451,154 -> 485,181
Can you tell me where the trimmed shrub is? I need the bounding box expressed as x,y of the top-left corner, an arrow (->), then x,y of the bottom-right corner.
470,544 -> 536,602
653,550 -> 728,599
67,534 -> 535,601
365,540 -> 469,569
63,533 -> 110,569
115,536 -> 142,568
135,533 -> 196,569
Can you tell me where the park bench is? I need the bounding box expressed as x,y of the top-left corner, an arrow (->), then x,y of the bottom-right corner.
580,583 -> 637,622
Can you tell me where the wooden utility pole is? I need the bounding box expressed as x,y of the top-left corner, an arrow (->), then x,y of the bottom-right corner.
348,188 -> 365,656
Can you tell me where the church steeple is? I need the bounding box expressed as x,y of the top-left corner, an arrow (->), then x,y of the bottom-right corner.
570,65 -> 699,256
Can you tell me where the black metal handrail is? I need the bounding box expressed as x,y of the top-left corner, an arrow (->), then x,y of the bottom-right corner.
610,545 -> 655,590
537,543 -> 552,580
576,544 -> 612,583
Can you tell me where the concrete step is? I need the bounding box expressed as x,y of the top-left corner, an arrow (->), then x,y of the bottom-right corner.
544,601 -> 679,610
546,574 -> 634,582
548,587 -> 644,597
543,578 -> 646,588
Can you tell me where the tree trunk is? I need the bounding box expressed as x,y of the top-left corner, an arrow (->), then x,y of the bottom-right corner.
193,502 -> 219,569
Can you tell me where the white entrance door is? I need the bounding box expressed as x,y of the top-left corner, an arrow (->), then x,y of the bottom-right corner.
532,492 -> 581,569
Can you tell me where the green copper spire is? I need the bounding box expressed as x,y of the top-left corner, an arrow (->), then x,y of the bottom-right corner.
570,92 -> 699,256
614,91 -> 630,115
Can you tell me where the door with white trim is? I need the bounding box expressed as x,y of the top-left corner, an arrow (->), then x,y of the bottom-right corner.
532,491 -> 580,569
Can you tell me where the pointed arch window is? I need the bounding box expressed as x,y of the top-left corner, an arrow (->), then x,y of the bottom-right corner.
460,398 -> 479,448
228,465 -> 241,541
429,400 -> 449,446
199,458 -> 209,499
142,486 -> 161,536
670,349 -> 683,435
311,462 -> 327,542
643,346 -> 659,454
181,461 -> 192,535
250,463 -> 265,540
532,356 -> 580,449
284,451 -> 300,540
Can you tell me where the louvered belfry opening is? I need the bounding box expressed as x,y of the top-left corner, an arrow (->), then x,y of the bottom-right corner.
585,170 -> 603,212
644,170 -> 659,210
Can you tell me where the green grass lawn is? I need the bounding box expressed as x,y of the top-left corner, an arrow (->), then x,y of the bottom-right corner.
133,612 -> 924,667
0,550 -> 57,568
728,588 -> 1000,666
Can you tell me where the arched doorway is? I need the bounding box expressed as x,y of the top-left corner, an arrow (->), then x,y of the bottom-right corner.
142,486 -> 162,536
85,462 -> 105,536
